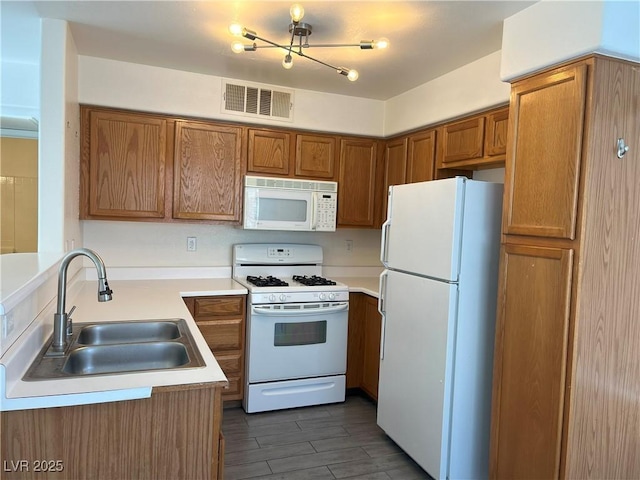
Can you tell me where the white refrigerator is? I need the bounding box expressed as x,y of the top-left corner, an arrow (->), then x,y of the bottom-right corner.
377,177 -> 503,480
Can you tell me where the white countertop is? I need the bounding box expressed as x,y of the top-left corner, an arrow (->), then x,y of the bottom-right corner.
335,276 -> 380,298
1,277 -> 247,411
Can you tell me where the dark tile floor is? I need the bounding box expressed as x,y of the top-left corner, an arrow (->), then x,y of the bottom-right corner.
222,394 -> 433,480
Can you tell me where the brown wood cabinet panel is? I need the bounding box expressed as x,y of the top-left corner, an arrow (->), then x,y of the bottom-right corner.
196,319 -> 243,352
384,138 -> 408,187
491,244 -> 573,480
194,296 -> 245,318
295,134 -> 337,179
484,107 -> 509,157
186,295 -> 246,402
338,138 -> 379,228
1,386 -> 222,479
564,57 -> 640,480
406,129 -> 436,183
173,121 -> 243,221
82,109 -> 167,219
441,116 -> 485,163
504,64 -> 587,240
346,293 -> 365,389
247,128 -> 291,175
361,295 -> 382,401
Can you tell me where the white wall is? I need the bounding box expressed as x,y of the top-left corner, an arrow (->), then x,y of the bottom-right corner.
0,1 -> 40,120
501,0 -> 640,81
78,56 -> 385,137
383,51 -> 510,137
82,221 -> 382,269
38,19 -> 81,254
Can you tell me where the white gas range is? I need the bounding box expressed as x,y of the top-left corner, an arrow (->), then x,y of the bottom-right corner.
233,243 -> 349,413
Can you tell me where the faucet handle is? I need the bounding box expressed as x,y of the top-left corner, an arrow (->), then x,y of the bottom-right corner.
66,305 -> 76,336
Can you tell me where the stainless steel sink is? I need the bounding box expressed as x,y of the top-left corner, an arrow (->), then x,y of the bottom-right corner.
23,318 -> 205,380
77,320 -> 181,345
62,342 -> 190,375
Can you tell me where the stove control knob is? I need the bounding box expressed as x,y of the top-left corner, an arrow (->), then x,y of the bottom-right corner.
279,294 -> 287,302
319,293 -> 326,301
268,294 -> 277,302
328,293 -> 336,301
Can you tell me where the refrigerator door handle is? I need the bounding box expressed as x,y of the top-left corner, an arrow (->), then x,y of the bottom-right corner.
378,270 -> 388,360
380,218 -> 391,266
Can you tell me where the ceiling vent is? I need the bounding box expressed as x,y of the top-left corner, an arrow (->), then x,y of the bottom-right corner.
222,80 -> 294,122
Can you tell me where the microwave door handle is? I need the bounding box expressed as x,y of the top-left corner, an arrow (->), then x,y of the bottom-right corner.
310,194 -> 317,230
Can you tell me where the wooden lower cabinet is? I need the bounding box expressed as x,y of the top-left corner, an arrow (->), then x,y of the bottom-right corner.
346,293 -> 382,401
183,295 -> 246,402
0,385 -> 224,480
491,244 -> 573,478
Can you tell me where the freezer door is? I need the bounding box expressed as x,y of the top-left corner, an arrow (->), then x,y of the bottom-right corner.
377,269 -> 458,480
381,177 -> 464,282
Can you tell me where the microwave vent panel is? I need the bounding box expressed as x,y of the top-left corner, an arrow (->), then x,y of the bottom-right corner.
222,80 -> 294,122
245,175 -> 337,193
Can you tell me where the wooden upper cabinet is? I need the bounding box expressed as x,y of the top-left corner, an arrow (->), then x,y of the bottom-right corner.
384,138 -> 408,187
491,244 -> 573,479
295,134 -> 337,179
173,121 -> 243,221
484,107 -> 509,157
504,64 -> 587,240
338,138 -> 379,228
247,128 -> 291,176
441,116 -> 485,164
81,108 -> 167,219
406,129 -> 436,183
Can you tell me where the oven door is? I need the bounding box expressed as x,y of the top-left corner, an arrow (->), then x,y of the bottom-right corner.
244,186 -> 314,231
247,301 -> 348,383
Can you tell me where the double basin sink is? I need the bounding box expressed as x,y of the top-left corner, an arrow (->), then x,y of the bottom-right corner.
24,319 -> 205,380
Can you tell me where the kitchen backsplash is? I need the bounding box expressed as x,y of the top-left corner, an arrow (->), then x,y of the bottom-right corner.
82,221 -> 383,269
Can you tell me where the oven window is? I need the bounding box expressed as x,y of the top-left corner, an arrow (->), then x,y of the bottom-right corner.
258,198 -> 308,222
274,321 -> 327,346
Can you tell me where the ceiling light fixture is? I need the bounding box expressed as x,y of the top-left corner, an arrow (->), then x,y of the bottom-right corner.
228,3 -> 388,82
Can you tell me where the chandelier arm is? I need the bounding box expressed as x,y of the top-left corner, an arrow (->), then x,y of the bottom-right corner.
292,49 -> 342,72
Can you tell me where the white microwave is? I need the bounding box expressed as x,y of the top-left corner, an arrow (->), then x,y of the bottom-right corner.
243,175 -> 338,231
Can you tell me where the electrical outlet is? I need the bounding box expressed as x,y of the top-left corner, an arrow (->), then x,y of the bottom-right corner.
346,240 -> 353,252
187,237 -> 197,252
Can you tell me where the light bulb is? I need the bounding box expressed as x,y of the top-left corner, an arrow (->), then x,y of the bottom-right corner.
282,54 -> 294,69
347,69 -> 359,81
228,23 -> 243,36
231,41 -> 244,53
374,37 -> 389,49
289,3 -> 305,22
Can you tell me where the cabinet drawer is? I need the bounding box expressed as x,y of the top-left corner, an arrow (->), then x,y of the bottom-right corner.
215,352 -> 243,375
223,376 -> 243,398
196,319 -> 243,351
194,296 -> 244,318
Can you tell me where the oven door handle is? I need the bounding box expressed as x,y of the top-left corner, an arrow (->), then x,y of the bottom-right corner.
251,302 -> 349,316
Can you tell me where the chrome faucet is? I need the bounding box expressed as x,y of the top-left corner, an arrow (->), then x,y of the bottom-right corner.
50,248 -> 113,354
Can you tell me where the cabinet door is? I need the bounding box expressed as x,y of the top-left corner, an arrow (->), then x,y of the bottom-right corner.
441,116 -> 484,164
491,244 -> 573,480
484,107 -> 509,157
380,138 -> 408,224
247,128 -> 291,176
173,121 -> 243,221
338,138 -> 379,227
406,129 -> 436,183
346,293 -> 364,389
504,64 -> 587,239
361,295 -> 382,401
295,134 -> 337,179
83,109 -> 167,219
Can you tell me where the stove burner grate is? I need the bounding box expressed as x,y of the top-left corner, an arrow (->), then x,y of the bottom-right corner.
293,275 -> 337,286
246,275 -> 289,287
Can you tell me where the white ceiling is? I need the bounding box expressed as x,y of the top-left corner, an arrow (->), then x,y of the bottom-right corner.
12,1 -> 537,100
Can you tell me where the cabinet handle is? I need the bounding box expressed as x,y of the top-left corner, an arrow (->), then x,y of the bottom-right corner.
617,138 -> 630,159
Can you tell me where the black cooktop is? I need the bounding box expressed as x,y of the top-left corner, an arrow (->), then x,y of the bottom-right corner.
246,275 -> 289,287
293,275 -> 337,286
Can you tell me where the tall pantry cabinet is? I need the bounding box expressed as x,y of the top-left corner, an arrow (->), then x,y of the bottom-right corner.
490,55 -> 640,479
